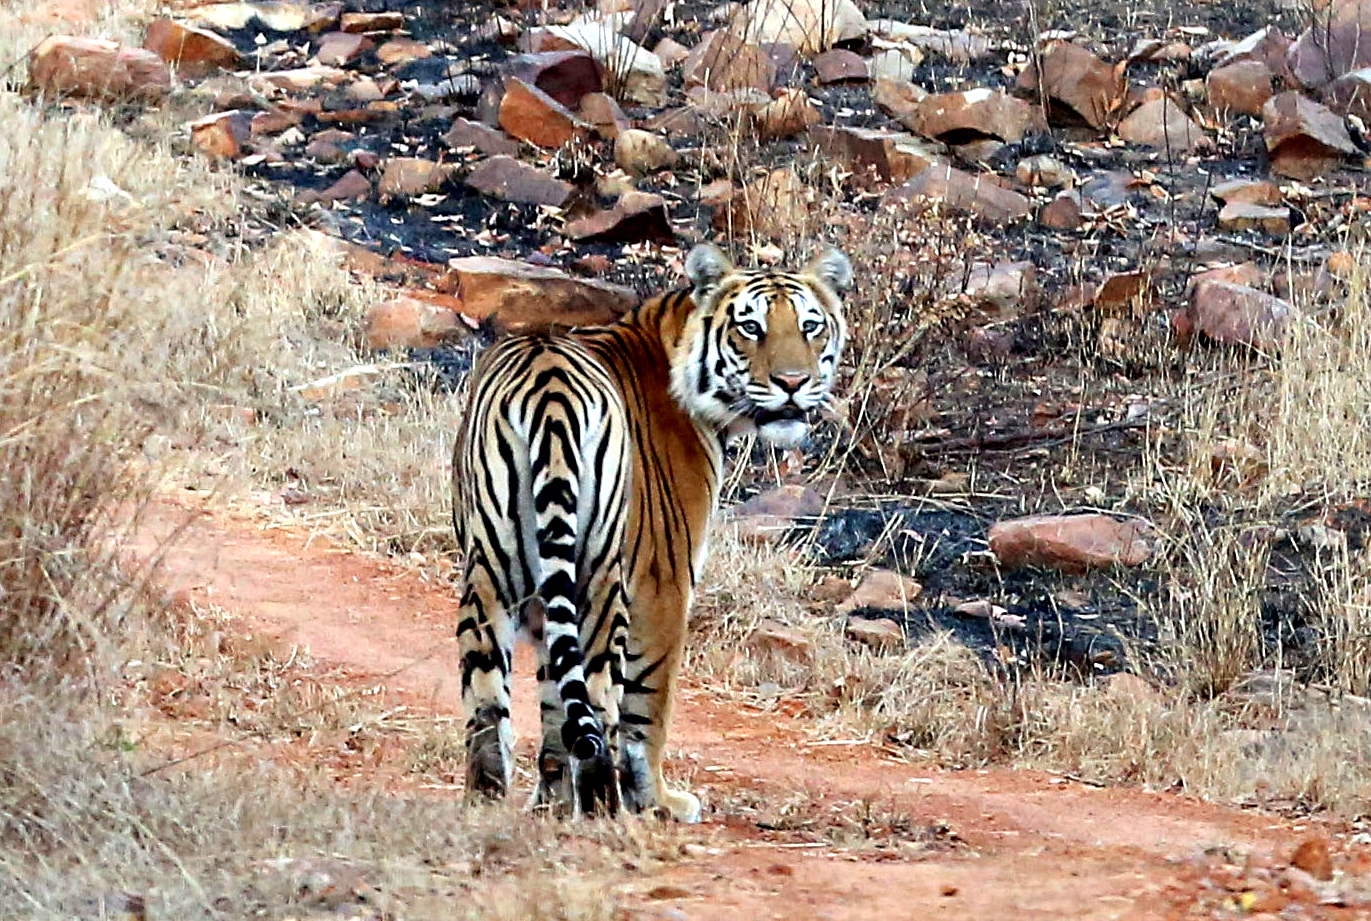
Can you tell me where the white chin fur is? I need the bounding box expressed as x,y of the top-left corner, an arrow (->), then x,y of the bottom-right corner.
757,419 -> 807,447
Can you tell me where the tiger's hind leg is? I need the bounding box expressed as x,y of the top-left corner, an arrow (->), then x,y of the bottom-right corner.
457,550 -> 515,802
531,620 -> 573,814
575,554 -> 628,817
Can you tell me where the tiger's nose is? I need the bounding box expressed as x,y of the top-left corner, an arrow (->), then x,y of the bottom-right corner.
771,372 -> 811,393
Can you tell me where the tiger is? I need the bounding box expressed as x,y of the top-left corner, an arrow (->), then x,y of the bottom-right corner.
451,241 -> 851,820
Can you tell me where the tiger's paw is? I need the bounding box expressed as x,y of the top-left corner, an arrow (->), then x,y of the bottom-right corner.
659,788 -> 701,824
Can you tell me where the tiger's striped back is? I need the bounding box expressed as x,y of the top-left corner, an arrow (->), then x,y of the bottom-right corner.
452,242 -> 851,819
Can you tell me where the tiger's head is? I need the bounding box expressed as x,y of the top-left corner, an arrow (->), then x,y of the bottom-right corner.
670,242 -> 851,447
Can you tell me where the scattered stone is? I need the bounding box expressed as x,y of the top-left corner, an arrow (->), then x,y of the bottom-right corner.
867,47 -> 923,82
364,296 -> 461,350
728,0 -> 867,55
1016,154 -> 1074,188
532,22 -> 666,106
697,178 -> 735,206
1116,96 -> 1207,152
1289,5 -> 1371,90
964,261 -> 1037,315
184,0 -> 338,33
845,617 -> 905,652
1291,838 -> 1334,881
1210,177 -> 1282,205
872,75 -> 927,131
446,256 -> 635,326
1190,280 -> 1293,350
756,88 -> 821,139
1218,201 -> 1291,235
565,191 -> 674,243
726,485 -> 825,543
293,365 -> 383,402
836,569 -> 923,615
316,31 -> 373,66
713,167 -> 809,239
441,117 -> 520,157
614,128 -> 679,174
1186,261 -> 1266,294
1263,91 -> 1358,179
1217,25 -> 1292,76
304,135 -> 345,162
884,162 -> 1032,224
1324,66 -> 1371,120
376,38 -> 431,67
870,21 -> 992,63
813,48 -> 867,84
683,30 -> 775,93
302,168 -> 370,204
1015,41 -> 1123,131
378,157 -> 454,198
29,35 -> 171,102
499,77 -> 591,148
653,36 -> 690,68
248,65 -> 348,93
748,620 -> 815,663
187,110 -> 253,159
340,11 -> 403,33
914,88 -> 1047,144
143,18 -> 240,77
644,106 -> 710,140
1093,270 -> 1152,313
579,91 -> 631,139
810,125 -> 943,186
989,514 -> 1155,572
464,155 -> 573,207
507,50 -> 603,111
1039,190 -> 1083,229
1206,59 -> 1273,116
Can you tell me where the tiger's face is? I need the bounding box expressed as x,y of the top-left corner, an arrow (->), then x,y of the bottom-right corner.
671,242 -> 851,447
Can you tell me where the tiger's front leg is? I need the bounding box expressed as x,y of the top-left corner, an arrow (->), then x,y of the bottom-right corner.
619,583 -> 700,823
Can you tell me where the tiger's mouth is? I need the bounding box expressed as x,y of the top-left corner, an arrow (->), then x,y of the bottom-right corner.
753,406 -> 807,427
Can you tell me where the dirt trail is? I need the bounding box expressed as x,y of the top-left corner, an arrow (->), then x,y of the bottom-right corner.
131,496 -> 1355,920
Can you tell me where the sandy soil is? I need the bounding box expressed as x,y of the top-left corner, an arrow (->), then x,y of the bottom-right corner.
128,495 -> 1367,920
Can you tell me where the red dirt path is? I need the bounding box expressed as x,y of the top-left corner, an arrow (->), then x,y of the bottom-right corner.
130,495 -> 1368,920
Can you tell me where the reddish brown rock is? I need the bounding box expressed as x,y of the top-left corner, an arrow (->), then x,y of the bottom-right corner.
1093,270 -> 1153,313
340,11 -> 403,32
1218,201 -> 1291,235
464,155 -> 573,207
989,514 -> 1155,572
725,485 -> 824,544
378,158 -> 454,198
1039,190 -> 1083,230
143,18 -> 240,77
1262,91 -> 1358,180
1015,154 -> 1074,188
1206,59 -> 1273,116
1217,26 -> 1291,78
498,77 -> 590,149
845,616 -> 905,652
756,88 -> 821,139
1289,4 -> 1371,89
836,569 -> 923,615
316,31 -> 372,66
187,110 -> 253,158
566,191 -> 673,243
447,256 -> 635,327
1015,41 -> 1124,131
441,117 -> 519,156
1185,262 -> 1265,295
813,48 -> 867,84
653,36 -> 690,68
29,35 -> 170,101
872,75 -> 927,131
884,162 -> 1032,224
913,87 -> 1047,144
1210,177 -> 1282,205
506,50 -> 603,110
614,128 -> 678,174
1190,280 -> 1293,350
713,167 -> 807,239
579,92 -> 631,139
1323,67 -> 1371,121
683,29 -> 775,93
303,169 -> 371,204
1116,96 -> 1207,151
644,106 -> 710,140
1291,838 -> 1334,881
809,125 -> 943,186
376,38 -> 430,66
964,261 -> 1037,315
364,295 -> 461,350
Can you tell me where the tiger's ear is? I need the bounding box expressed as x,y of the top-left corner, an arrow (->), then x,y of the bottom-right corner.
685,242 -> 733,298
806,247 -> 853,294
